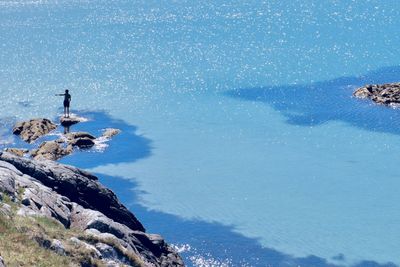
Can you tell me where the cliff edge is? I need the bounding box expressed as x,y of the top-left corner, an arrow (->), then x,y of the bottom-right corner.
0,152 -> 184,267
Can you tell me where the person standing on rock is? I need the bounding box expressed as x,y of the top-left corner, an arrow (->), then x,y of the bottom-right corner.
56,89 -> 71,118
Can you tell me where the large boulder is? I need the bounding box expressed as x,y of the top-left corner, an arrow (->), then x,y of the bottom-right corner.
12,118 -> 57,143
102,128 -> 121,139
65,132 -> 96,149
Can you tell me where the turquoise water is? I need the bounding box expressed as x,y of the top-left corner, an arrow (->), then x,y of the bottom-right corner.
1,1 -> 400,266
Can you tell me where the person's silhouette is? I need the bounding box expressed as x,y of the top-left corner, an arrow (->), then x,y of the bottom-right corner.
56,89 -> 71,118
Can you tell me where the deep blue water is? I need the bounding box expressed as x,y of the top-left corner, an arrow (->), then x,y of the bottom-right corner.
2,1 -> 400,266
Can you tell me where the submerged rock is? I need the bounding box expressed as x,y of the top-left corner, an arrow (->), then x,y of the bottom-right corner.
354,83 -> 400,106
102,128 -> 121,139
12,118 -> 57,143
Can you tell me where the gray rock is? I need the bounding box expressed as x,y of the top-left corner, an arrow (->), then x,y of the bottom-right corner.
31,141 -> 70,161
0,203 -> 12,218
102,128 -> 121,139
17,205 -> 39,217
50,239 -> 66,255
69,237 -> 102,259
19,183 -> 72,227
0,162 -> 17,195
0,255 -> 5,267
95,243 -> 119,260
87,217 -> 128,239
12,118 -> 57,143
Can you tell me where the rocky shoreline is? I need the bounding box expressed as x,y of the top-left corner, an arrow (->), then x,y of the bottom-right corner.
8,117 -> 119,161
0,117 -> 184,266
353,82 -> 400,106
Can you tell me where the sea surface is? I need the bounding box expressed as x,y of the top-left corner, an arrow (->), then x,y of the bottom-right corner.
1,1 -> 400,266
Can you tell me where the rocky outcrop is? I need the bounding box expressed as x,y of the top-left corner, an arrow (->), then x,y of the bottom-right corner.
12,118 -> 57,143
0,152 -> 183,267
0,152 -> 143,232
7,117 -> 121,161
354,83 -> 400,106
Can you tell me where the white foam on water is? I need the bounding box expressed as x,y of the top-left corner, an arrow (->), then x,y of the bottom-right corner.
92,136 -> 109,152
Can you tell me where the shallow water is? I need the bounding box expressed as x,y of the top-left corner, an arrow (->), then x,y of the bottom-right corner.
1,1 -> 400,266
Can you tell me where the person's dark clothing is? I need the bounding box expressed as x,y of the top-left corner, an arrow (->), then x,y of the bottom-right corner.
63,99 -> 70,107
63,93 -> 71,107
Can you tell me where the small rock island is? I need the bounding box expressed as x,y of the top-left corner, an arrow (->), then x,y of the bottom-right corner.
353,82 -> 400,106
7,117 -> 120,161
0,116 -> 184,266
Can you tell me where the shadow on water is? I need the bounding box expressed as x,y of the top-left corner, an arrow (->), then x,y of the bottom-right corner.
225,66 -> 400,135
58,110 -> 152,169
5,100 -> 397,265
97,174 -> 397,267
